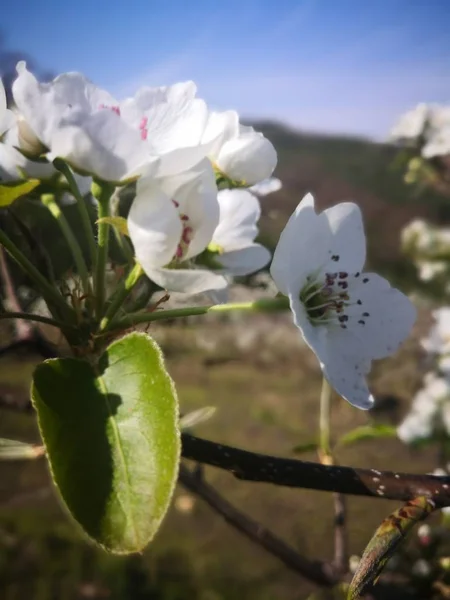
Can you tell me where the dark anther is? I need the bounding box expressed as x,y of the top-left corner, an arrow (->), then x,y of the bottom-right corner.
339,272 -> 348,279
363,278 -> 369,283
362,312 -> 370,317
358,319 -> 366,325
355,272 -> 360,277
338,281 -> 348,289
357,299 -> 362,305
331,255 -> 340,261
338,315 -> 349,323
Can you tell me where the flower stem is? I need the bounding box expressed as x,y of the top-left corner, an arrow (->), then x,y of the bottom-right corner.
319,378 -> 333,461
0,229 -> 74,323
99,262 -> 144,330
104,296 -> 290,333
41,193 -> 93,304
0,311 -> 67,329
91,180 -> 115,319
53,158 -> 96,268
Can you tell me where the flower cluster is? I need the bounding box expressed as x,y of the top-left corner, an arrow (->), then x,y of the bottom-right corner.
0,64 -> 278,295
0,66 -> 417,411
390,103 -> 450,159
398,308 -> 450,444
402,219 -> 450,295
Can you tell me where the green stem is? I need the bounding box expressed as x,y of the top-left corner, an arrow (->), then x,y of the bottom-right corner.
0,229 -> 74,323
105,296 -> 290,333
319,378 -> 332,459
99,262 -> 144,330
91,180 -> 115,319
53,158 -> 96,267
0,311 -> 67,329
41,194 -> 93,303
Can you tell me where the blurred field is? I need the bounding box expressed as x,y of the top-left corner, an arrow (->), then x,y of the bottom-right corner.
0,124 -> 449,599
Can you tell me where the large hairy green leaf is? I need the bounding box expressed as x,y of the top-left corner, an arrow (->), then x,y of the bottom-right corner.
32,332 -> 180,554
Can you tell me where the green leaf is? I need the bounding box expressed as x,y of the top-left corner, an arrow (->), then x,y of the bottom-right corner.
337,425 -> 397,447
0,179 -> 40,206
0,438 -> 44,460
291,441 -> 319,455
31,332 -> 180,554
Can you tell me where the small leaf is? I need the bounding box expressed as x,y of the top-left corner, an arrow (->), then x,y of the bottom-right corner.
291,441 -> 319,455
97,216 -> 129,237
180,407 -> 216,430
348,497 -> 434,599
0,438 -> 44,460
31,332 -> 180,554
338,425 -> 397,447
0,179 -> 40,206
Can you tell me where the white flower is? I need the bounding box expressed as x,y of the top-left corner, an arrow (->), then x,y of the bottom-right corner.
418,260 -> 447,282
119,82 -> 226,178
249,177 -> 282,197
422,308 -> 450,356
205,189 -> 271,276
0,79 -> 14,138
270,193 -> 416,409
128,159 -> 227,294
423,126 -> 450,158
390,104 -> 429,143
212,121 -> 277,185
397,373 -> 450,444
12,62 -> 151,182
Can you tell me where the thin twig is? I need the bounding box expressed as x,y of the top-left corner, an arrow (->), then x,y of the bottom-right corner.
181,434 -> 450,507
332,492 -> 348,575
179,464 -> 337,587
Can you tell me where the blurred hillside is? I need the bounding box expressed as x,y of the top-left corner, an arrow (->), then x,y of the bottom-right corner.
255,122 -> 450,287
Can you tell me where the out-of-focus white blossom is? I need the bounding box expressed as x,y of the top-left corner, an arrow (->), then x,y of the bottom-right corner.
423,126 -> 450,159
397,373 -> 450,444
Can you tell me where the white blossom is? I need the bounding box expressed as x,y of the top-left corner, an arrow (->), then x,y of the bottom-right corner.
206,189 -> 271,276
397,373 -> 450,444
128,159 -> 227,294
270,193 -> 416,409
390,104 -> 429,143
0,78 -> 14,138
211,120 -> 277,185
423,126 -> 450,158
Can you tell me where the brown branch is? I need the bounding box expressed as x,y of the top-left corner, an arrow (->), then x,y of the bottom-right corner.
181,434 -> 450,507
179,464 -> 337,587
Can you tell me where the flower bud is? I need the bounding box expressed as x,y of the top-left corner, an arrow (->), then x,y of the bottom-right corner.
17,115 -> 47,156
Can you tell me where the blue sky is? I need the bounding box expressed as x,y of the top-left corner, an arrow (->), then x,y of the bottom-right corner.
2,0 -> 450,139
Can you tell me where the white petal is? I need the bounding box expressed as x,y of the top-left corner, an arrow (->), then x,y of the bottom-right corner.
345,273 -> 416,360
202,110 -> 239,157
128,179 -> 181,269
218,244 -> 271,276
213,189 -> 261,249
320,202 -> 366,274
0,143 -> 55,181
168,160 -> 219,260
49,111 -> 149,181
249,177 -> 282,197
270,193 -> 331,295
0,79 -> 14,136
321,329 -> 374,409
216,132 -> 277,184
146,266 -> 228,295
